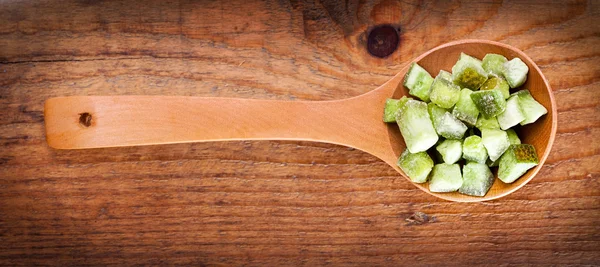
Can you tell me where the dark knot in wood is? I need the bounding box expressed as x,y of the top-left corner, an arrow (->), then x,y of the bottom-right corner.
367,25 -> 400,58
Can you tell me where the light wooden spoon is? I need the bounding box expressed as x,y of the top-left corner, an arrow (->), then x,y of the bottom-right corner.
45,39 -> 557,202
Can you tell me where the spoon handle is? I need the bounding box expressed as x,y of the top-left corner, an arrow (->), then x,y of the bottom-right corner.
44,94 -> 394,160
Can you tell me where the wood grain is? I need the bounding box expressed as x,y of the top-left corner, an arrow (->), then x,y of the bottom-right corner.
1,0 -> 599,265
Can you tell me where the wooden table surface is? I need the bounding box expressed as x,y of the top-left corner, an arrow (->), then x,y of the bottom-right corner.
1,0 -> 599,265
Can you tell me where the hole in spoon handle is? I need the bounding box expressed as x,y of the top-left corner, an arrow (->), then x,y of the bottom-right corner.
78,112 -> 92,127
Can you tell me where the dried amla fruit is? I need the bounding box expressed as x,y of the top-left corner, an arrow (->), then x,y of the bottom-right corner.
462,135 -> 488,164
436,139 -> 462,164
506,129 -> 521,145
482,53 -> 507,76
430,71 -> 461,109
459,162 -> 494,197
459,52 -> 482,64
451,53 -> 488,90
481,128 -> 510,161
397,149 -> 434,183
452,88 -> 479,126
429,163 -> 463,193
497,95 -> 525,130
475,114 -> 500,130
427,102 -> 446,125
427,102 -> 468,139
437,69 -> 453,81
502,58 -> 529,88
480,75 -> 510,99
383,97 -> 409,122
403,63 -> 434,102
498,144 -> 539,183
396,99 -> 439,153
470,89 -> 506,118
512,90 -> 548,125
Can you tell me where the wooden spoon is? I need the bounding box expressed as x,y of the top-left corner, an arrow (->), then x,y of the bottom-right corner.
44,40 -> 557,202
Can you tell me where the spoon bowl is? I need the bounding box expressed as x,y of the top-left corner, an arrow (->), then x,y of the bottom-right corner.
45,39 -> 556,202
386,40 -> 556,201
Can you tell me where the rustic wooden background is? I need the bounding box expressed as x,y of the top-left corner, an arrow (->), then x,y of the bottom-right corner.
1,0 -> 599,265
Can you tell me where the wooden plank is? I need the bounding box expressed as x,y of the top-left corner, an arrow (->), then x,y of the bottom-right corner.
1,0 -> 599,265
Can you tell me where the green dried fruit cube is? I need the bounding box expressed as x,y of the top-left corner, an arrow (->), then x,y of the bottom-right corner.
438,113 -> 468,140
403,63 -> 434,102
430,71 -> 461,109
383,97 -> 409,122
451,53 -> 488,90
427,101 -> 447,124
452,88 -> 480,126
462,135 -> 488,164
482,53 -> 508,76
506,129 -> 521,145
470,89 -> 507,118
427,103 -> 468,139
429,163 -> 463,193
397,149 -> 434,183
480,75 -> 510,99
436,139 -> 462,164
459,52 -> 483,64
502,58 -> 529,88
497,95 -> 526,130
481,128 -> 510,161
459,162 -> 494,197
396,99 -> 439,153
498,144 -> 539,183
512,90 -> 548,125
475,114 -> 500,130
437,69 -> 453,81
